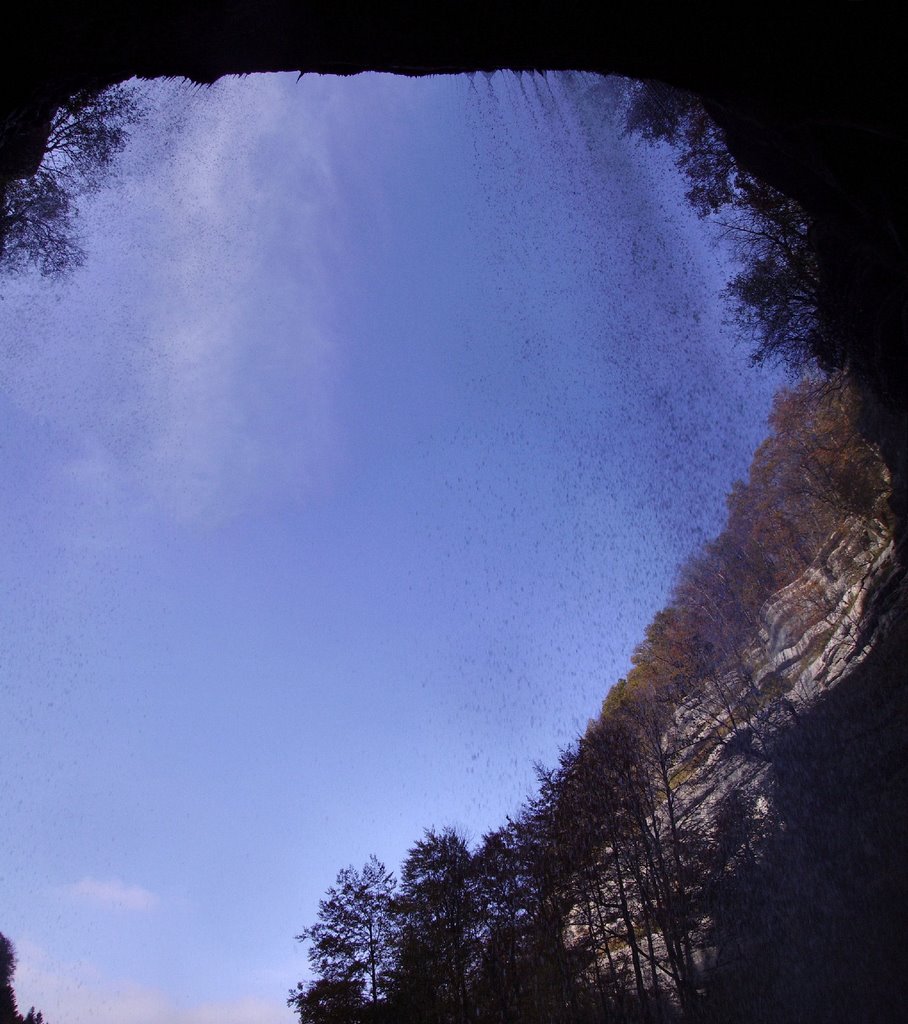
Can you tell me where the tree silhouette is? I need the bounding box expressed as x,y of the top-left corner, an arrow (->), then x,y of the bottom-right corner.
619,79 -> 833,376
0,84 -> 144,276
0,935 -> 45,1024
1,934 -> 17,1024
291,855 -> 397,1020
393,828 -> 479,1024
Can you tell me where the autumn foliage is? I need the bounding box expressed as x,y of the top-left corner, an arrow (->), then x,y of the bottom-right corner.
291,378 -> 892,1024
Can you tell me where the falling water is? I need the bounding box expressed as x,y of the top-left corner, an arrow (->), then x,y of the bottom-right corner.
0,70 -> 819,1023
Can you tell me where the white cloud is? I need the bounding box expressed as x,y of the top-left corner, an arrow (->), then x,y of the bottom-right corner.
65,877 -> 159,912
15,944 -> 287,1024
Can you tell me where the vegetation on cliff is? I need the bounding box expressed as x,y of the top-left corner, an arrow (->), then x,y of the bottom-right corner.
289,375 -> 900,1023
249,69 -> 905,1024
619,80 -> 842,379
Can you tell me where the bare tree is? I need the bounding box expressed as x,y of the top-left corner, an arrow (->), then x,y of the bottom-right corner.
1,83 -> 145,276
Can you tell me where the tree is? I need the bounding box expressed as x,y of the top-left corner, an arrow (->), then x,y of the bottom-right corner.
472,824 -> 534,1024
293,855 -> 397,1016
288,977 -> 365,1024
0,935 -> 46,1024
719,182 -> 827,374
0,83 -> 145,276
1,934 -> 17,1024
392,828 -> 479,1024
511,761 -> 590,1024
619,78 -> 830,376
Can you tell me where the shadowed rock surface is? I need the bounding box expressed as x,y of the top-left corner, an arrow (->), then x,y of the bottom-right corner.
576,508 -> 908,1021
704,586 -> 908,1023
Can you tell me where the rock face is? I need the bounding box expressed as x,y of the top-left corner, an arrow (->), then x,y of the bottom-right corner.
675,511 -> 903,789
571,509 -> 908,1020
664,512 -> 906,1018
689,513 -> 903,828
758,517 -> 900,700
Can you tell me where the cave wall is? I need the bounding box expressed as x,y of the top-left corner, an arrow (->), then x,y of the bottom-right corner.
3,3 -> 906,442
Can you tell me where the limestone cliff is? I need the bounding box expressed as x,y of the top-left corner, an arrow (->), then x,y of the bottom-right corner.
580,507 -> 908,1020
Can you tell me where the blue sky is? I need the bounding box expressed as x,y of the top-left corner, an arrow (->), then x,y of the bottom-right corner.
0,72 -> 780,1022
